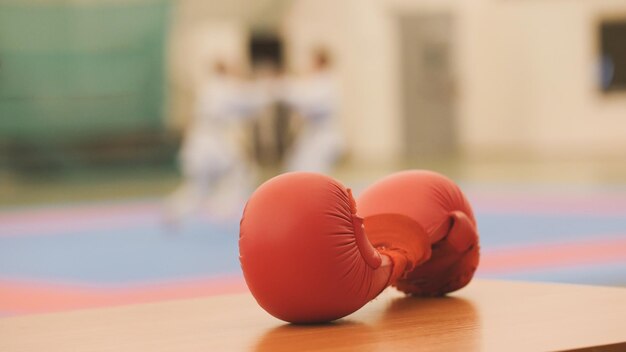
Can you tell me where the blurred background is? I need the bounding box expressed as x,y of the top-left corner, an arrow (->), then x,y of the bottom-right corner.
1,0 -> 625,316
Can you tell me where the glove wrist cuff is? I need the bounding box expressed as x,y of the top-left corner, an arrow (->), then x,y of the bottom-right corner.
363,213 -> 431,286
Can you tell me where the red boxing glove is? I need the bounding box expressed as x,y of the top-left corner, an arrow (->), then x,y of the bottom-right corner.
358,170 -> 480,296
239,171 -> 477,323
239,172 -> 430,323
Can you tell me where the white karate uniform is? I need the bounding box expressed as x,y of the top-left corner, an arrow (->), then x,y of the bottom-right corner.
282,71 -> 343,174
166,74 -> 262,225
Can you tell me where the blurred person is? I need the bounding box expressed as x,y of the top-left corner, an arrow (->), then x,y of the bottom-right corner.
249,60 -> 286,167
280,49 -> 343,174
165,60 -> 264,229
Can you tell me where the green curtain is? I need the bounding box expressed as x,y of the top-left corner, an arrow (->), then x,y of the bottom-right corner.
0,0 -> 170,144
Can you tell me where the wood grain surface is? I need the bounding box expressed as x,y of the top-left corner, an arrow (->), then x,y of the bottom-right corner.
1,280 -> 625,352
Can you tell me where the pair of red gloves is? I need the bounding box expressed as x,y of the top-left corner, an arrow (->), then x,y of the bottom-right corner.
239,170 -> 479,323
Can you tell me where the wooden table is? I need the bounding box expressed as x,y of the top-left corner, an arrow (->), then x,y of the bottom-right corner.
1,280 -> 625,351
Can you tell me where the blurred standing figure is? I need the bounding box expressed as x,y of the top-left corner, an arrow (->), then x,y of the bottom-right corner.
281,49 -> 343,173
166,61 -> 261,228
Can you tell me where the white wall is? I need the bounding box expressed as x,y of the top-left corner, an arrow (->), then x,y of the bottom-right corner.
285,0 -> 626,162
462,0 -> 626,159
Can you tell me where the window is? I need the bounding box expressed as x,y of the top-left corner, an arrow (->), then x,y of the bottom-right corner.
599,19 -> 626,92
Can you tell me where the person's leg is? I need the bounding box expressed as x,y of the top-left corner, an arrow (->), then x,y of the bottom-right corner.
286,127 -> 342,174
163,141 -> 214,230
164,174 -> 212,230
206,156 -> 256,221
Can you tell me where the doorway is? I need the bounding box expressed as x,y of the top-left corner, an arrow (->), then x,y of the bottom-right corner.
399,13 -> 458,163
